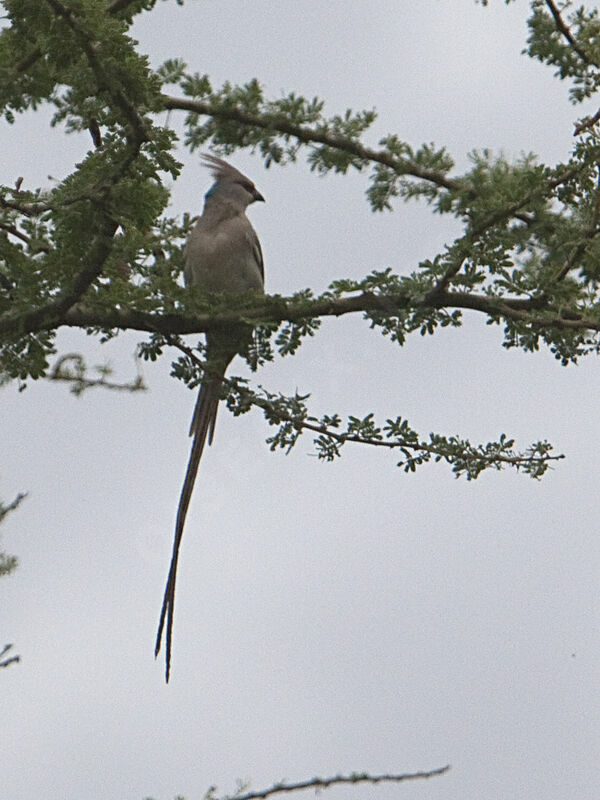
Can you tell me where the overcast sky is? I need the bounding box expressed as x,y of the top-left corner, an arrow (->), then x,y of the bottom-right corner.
3,2 -> 599,799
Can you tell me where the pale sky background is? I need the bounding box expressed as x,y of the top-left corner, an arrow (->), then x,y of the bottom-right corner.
2,2 -> 599,799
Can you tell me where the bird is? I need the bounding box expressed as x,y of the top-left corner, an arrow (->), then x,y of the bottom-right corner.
155,154 -> 265,682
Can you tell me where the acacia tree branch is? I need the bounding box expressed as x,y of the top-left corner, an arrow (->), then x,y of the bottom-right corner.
161,95 -> 459,192
0,214 -> 119,333
2,270 -> 598,339
6,0 -> 154,331
15,47 -> 42,74
167,337 -> 564,474
270,409 -> 564,469
544,0 -> 599,68
44,0 -> 149,143
14,0 -> 149,76
553,165 -> 600,282
161,93 -> 580,267
1,283 -> 597,338
51,289 -> 600,335
221,767 -> 451,800
48,353 -> 146,394
574,106 -> 600,135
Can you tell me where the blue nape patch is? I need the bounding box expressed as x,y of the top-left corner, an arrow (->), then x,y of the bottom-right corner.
205,183 -> 217,199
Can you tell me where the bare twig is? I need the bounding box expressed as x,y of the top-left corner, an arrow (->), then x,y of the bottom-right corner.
220,768 -> 451,800
0,493 -> 27,524
0,644 -> 20,669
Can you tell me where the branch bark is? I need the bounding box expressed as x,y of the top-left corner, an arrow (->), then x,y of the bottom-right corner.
2,287 -> 591,336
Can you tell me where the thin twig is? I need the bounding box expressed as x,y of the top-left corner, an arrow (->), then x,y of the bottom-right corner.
167,338 -> 565,471
48,353 -> 146,393
0,644 -> 20,669
0,493 -> 27,524
225,767 -> 451,800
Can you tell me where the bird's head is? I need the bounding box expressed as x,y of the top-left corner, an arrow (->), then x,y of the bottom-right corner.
201,153 -> 265,211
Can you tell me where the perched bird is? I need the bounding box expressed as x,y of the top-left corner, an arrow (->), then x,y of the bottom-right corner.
155,154 -> 265,681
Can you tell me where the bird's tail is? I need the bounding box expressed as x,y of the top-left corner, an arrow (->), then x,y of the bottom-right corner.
154,373 -> 223,682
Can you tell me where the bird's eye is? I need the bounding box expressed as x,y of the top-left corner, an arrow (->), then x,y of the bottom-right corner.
237,180 -> 255,194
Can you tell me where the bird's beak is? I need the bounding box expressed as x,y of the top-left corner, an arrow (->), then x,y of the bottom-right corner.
253,189 -> 265,203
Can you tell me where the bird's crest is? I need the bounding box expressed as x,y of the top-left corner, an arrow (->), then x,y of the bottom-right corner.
200,153 -> 253,185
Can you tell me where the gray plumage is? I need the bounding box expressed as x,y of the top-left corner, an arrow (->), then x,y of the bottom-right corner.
155,154 -> 265,681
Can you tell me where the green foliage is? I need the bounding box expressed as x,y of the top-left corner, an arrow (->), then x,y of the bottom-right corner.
526,0 -> 600,103
220,379 -> 562,480
2,0 -> 600,479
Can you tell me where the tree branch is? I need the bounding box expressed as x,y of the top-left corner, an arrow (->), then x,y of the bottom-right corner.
48,353 -> 146,394
14,0 -> 149,76
4,1 -> 155,332
166,337 -> 564,479
49,289 -> 600,336
221,767 -> 451,800
161,95 -> 459,192
44,0 -> 149,144
0,222 -> 33,248
544,0 -> 599,68
0,493 -> 27,525
0,214 -> 119,333
0,643 -> 20,669
574,106 -> 600,135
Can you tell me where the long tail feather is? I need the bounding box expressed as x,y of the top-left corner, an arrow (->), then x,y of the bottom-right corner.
155,374 -> 222,682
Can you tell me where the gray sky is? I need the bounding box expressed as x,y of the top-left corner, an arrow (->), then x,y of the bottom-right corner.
3,2 -> 599,799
